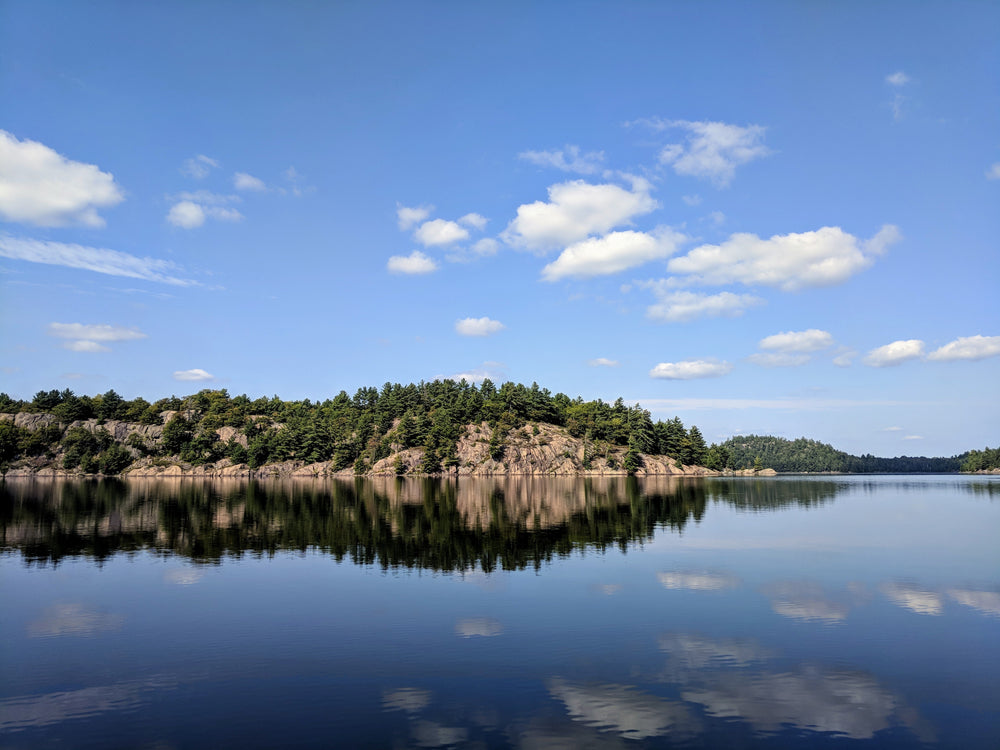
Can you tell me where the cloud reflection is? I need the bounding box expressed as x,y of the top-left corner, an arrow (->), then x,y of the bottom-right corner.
762,582 -> 850,623
658,633 -> 773,669
27,603 -> 124,638
547,678 -> 698,740
947,589 -> 1000,618
455,618 -> 503,637
382,687 -> 432,714
164,568 -> 205,585
411,719 -> 469,747
880,583 -> 944,615
657,571 -> 740,591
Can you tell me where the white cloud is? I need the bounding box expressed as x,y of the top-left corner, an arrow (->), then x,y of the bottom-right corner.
863,339 -> 925,367
446,361 -> 506,383
173,368 -> 215,382
64,340 -> 111,353
644,289 -> 763,323
455,317 -> 505,337
682,194 -> 701,206
414,218 -> 469,246
458,212 -> 488,230
0,236 -> 195,285
233,172 -> 266,191
657,120 -> 769,187
987,163 -> 1000,180
396,204 -> 433,230
747,352 -> 811,368
886,71 -> 910,86
167,201 -> 205,228
883,426 -> 903,432
759,329 -> 834,353
502,179 -> 659,252
518,145 -> 605,174
903,435 -> 923,440
926,335 -> 1000,362
471,238 -> 499,256
48,323 -> 146,342
49,322 -> 146,353
650,359 -> 733,380
667,225 -> 900,291
588,358 -> 619,367
169,190 -> 240,206
387,250 -> 438,275
0,130 -> 124,227
833,348 -> 857,367
167,200 -> 243,229
180,154 -> 218,179
541,228 -> 683,281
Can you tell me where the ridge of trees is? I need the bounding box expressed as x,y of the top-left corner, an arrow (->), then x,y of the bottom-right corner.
0,381 -> 711,475
720,434 -> 966,474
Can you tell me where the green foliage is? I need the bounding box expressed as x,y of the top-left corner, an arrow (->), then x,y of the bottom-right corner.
62,427 -> 101,469
161,415 -> 194,454
960,447 -> 1000,472
99,443 -> 134,475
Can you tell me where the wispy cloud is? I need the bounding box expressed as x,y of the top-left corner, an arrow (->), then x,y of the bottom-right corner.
648,120 -> 770,187
397,203 -> 434,230
233,172 -> 266,191
588,357 -> 619,367
643,288 -> 763,323
180,154 -> 218,179
0,130 -> 124,227
0,236 -> 197,285
48,323 -> 146,353
167,200 -> 243,229
518,144 -> 605,174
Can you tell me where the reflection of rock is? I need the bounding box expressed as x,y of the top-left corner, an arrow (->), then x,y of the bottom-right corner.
0,677 -> 174,731
547,678 -> 697,740
658,633 -> 772,669
382,687 -> 432,714
27,603 -> 124,638
411,719 -> 468,747
948,589 -> 1000,618
657,571 -> 740,591
762,582 -> 850,623
881,583 -> 944,616
682,668 -> 905,739
455,618 -> 503,637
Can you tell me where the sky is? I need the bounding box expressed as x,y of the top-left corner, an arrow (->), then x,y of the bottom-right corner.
1,1 -> 998,457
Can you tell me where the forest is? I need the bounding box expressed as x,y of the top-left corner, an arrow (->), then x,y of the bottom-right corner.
0,382 -> 992,476
0,381 -> 711,476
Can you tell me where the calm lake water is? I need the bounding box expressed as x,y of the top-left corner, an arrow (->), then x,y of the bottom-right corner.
1,475 -> 998,749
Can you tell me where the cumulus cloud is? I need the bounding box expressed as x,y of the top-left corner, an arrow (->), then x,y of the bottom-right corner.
656,120 -> 769,187
644,288 -> 763,323
455,317 -> 505,337
886,71 -> 910,86
0,130 -> 124,227
926,335 -> 1000,362
541,228 -> 684,281
502,179 -> 659,252
667,225 -> 900,291
518,145 -> 605,174
457,212 -> 488,230
759,329 -> 834,352
48,323 -> 146,353
413,218 -> 470,246
397,204 -> 433,230
167,200 -> 243,229
747,352 -> 811,368
173,368 -> 215,382
233,172 -> 266,191
588,358 -> 619,367
471,238 -> 499,256
863,339 -> 925,367
649,359 -> 733,380
180,154 -> 218,179
0,236 -> 195,285
387,250 -> 438,275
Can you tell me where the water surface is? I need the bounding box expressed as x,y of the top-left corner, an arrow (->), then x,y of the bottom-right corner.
2,475 -> 998,748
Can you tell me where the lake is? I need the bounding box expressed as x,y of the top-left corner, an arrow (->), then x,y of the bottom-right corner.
1,475 -> 998,749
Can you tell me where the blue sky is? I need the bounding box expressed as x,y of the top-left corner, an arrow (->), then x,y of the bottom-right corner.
1,1 -> 998,456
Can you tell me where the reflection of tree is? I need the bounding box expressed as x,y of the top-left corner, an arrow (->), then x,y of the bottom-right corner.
702,478 -> 842,510
2,477 -> 715,571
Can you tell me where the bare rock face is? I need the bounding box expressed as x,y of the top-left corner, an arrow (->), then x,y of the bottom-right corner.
215,426 -> 248,447
4,412 -> 60,431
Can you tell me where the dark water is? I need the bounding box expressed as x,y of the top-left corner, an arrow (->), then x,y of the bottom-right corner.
1,475 -> 998,749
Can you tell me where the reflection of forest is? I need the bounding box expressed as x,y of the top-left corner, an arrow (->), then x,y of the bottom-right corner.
1,477 -> 844,571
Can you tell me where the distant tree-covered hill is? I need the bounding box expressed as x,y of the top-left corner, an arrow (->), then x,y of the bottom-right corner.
720,434 -> 964,473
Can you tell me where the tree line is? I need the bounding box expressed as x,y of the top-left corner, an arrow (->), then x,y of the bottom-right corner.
0,381 -> 712,475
